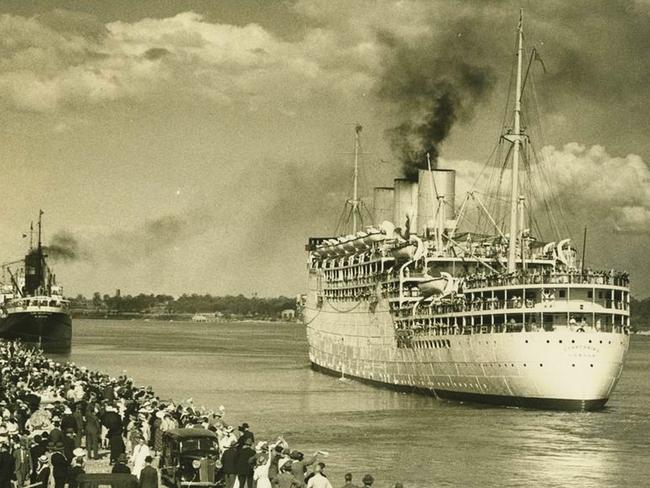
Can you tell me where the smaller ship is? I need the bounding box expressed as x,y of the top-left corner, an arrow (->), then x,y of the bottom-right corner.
0,212 -> 72,352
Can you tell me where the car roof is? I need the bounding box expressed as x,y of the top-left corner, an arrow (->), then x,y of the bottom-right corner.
164,428 -> 218,440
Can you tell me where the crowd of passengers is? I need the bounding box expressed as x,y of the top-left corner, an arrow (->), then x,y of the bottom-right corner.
463,268 -> 630,289
0,341 -> 403,488
395,314 -> 627,335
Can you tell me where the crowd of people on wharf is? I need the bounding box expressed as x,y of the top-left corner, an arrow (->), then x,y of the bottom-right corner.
0,341 -> 404,488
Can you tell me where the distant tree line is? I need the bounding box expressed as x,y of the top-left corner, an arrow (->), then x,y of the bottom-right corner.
631,297 -> 650,331
70,292 -> 297,319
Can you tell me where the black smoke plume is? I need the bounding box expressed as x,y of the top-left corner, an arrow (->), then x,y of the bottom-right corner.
376,29 -> 495,180
45,231 -> 84,262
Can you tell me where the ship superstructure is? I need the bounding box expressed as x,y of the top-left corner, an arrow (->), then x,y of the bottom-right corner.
0,212 -> 72,352
303,14 -> 629,410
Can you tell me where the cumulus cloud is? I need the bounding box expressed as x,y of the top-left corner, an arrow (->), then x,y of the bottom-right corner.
443,143 -> 650,236
0,9 -> 375,112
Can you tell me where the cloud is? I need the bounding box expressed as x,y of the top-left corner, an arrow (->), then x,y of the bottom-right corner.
442,143 -> 650,236
0,9 -> 375,113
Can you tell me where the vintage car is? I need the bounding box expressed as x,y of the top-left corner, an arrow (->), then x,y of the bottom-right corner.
160,428 -> 222,488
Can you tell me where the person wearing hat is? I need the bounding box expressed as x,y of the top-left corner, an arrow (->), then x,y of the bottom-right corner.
236,423 -> 254,448
139,456 -> 158,488
68,449 -> 86,488
34,455 -> 50,488
235,437 -> 256,488
50,442 -> 69,488
112,453 -> 131,474
361,474 -> 374,487
29,435 -> 46,484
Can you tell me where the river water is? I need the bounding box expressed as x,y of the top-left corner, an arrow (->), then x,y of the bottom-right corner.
55,319 -> 649,488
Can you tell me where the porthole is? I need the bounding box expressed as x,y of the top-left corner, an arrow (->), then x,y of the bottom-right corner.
523,364 -> 527,367
539,363 -> 543,367
525,340 -> 529,344
572,364 -> 575,367
559,340 -> 563,344
588,340 -> 592,344
590,364 -> 594,368
546,340 -> 550,344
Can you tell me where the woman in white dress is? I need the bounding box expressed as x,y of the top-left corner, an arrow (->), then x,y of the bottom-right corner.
131,436 -> 151,479
253,449 -> 273,488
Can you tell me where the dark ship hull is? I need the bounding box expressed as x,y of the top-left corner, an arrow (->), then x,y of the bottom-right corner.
0,310 -> 71,353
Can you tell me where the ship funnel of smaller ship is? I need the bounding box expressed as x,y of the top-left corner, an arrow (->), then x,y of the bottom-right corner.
393,179 -> 418,233
417,169 -> 456,236
373,187 -> 394,225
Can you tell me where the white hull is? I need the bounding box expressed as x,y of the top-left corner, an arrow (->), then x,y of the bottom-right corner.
304,296 -> 629,410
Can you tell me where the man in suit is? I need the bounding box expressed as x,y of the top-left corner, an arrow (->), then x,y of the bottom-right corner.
0,442 -> 14,488
234,437 -> 256,488
84,407 -> 101,460
12,438 -> 31,487
138,456 -> 158,488
50,443 -> 69,488
220,440 -> 237,488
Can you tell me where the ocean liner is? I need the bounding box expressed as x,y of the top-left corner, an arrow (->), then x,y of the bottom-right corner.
0,212 -> 71,353
303,14 -> 630,410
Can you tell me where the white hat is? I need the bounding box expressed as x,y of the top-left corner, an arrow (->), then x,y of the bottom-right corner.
155,411 -> 165,419
73,448 -> 86,458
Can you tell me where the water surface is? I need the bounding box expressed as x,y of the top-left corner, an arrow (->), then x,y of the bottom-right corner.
57,320 -> 649,488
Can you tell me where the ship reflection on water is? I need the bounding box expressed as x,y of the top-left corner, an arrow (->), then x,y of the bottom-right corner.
57,319 -> 650,488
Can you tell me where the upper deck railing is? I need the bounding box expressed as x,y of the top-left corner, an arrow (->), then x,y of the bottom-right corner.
464,270 -> 630,290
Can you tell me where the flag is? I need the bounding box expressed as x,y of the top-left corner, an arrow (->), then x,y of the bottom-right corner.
533,48 -> 547,73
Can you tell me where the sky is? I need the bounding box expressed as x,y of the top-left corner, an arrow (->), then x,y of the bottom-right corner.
1,0 -> 650,298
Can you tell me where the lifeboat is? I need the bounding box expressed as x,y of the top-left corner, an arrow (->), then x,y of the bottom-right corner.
391,241 -> 417,260
342,235 -> 357,252
353,231 -> 370,250
418,273 -> 451,297
363,227 -> 384,245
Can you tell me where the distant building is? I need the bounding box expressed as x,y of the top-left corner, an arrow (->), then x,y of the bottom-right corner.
281,309 -> 295,321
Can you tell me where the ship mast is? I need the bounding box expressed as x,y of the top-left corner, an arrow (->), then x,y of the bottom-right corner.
37,209 -> 43,251
507,10 -> 524,273
352,124 -> 362,233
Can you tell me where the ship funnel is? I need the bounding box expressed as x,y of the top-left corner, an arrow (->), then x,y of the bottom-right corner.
417,169 -> 456,236
372,187 -> 394,226
393,179 -> 418,232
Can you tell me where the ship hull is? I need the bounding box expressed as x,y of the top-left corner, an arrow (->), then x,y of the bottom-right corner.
311,362 -> 608,411
305,297 -> 629,411
0,310 -> 72,353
